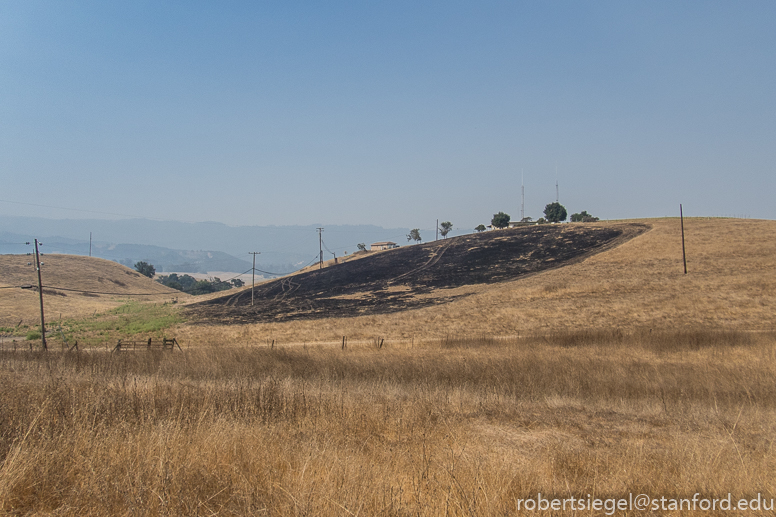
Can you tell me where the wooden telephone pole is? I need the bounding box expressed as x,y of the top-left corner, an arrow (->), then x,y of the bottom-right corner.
317,228 -> 324,269
34,239 -> 47,350
249,252 -> 260,306
680,204 -> 687,274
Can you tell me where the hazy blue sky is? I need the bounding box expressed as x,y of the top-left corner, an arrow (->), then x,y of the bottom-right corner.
1,1 -> 774,230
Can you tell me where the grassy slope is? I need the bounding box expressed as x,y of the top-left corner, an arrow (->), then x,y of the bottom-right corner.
0,254 -> 184,328
177,218 -> 776,346
442,216 -> 775,333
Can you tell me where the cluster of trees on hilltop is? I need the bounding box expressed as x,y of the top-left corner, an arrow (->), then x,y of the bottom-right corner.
570,210 -> 600,222
405,205 -> 600,242
404,221 -> 454,244
475,203 -> 599,230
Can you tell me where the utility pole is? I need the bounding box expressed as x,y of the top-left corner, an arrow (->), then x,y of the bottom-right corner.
680,205 -> 687,274
317,228 -> 324,269
521,169 -> 525,222
34,239 -> 47,350
249,252 -> 260,306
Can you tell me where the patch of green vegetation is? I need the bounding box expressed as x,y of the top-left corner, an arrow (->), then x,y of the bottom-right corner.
26,330 -> 41,340
0,325 -> 28,337
54,301 -> 184,347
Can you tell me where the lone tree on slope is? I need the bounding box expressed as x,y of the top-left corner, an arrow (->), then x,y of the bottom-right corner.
491,212 -> 511,229
134,261 -> 156,278
407,229 -> 422,243
543,202 -> 567,223
439,221 -> 453,238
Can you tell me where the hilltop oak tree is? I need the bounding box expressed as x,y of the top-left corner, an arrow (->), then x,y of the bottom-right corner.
570,211 -> 600,222
407,229 -> 422,243
475,224 -> 487,232
491,212 -> 511,229
439,221 -> 453,238
134,261 -> 156,278
543,202 -> 567,223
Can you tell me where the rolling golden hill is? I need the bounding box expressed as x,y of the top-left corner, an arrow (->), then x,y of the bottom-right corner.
1,217 -> 773,342
0,254 -> 182,327
177,217 -> 776,346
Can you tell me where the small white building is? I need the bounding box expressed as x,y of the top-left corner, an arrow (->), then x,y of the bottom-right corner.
370,241 -> 398,251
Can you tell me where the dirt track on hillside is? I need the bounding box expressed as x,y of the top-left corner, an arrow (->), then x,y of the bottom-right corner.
187,223 -> 649,324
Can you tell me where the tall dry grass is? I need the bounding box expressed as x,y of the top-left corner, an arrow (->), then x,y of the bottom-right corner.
1,330 -> 774,515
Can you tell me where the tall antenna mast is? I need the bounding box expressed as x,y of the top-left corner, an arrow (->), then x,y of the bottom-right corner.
521,169 -> 525,221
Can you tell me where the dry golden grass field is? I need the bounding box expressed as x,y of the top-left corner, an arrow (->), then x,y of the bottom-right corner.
0,218 -> 775,515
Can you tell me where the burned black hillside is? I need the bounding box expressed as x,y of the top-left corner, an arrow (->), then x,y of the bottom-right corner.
187,223 -> 648,323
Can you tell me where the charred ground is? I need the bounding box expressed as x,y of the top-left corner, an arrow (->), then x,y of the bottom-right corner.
187,222 -> 648,323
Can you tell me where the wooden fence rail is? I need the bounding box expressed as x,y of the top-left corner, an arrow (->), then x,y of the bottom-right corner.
113,338 -> 182,352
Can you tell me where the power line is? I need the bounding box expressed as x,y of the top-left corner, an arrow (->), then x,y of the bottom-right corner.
16,263 -> 312,297
253,254 -> 320,276
40,285 -> 173,296
36,267 -> 256,296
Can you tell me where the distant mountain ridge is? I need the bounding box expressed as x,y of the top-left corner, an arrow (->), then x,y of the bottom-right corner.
0,232 -> 254,274
0,216 -> 414,275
